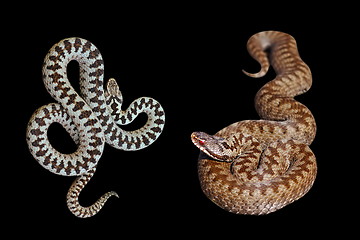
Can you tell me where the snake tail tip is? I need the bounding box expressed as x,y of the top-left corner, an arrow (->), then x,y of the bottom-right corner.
242,69 -> 266,78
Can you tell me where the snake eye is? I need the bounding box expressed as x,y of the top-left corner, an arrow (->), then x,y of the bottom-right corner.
199,139 -> 205,145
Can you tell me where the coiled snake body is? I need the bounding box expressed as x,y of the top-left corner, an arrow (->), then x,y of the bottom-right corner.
191,31 -> 317,215
26,37 -> 165,218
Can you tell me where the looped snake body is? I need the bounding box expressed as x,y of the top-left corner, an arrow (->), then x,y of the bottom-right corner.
191,31 -> 317,215
26,37 -> 165,218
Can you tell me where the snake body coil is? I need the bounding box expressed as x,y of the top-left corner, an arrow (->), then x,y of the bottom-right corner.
26,38 -> 165,218
191,31 -> 317,215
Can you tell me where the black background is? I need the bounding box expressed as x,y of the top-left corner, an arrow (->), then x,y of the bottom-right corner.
6,3 -> 354,237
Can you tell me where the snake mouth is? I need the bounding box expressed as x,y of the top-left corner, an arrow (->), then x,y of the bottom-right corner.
191,132 -> 223,162
191,132 -> 206,147
191,132 -> 208,153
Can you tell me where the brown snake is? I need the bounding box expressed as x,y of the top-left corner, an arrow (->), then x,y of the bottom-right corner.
191,31 -> 317,215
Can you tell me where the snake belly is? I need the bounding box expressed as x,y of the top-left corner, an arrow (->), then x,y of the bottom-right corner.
191,31 -> 317,215
26,37 -> 165,218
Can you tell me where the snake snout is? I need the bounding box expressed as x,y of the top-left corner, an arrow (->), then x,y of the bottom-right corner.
191,132 -> 209,145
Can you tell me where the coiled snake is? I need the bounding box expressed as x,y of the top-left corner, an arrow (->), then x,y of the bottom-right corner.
26,37 -> 165,218
191,31 -> 317,215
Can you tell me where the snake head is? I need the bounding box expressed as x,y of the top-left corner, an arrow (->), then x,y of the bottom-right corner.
105,78 -> 123,106
191,132 -> 236,162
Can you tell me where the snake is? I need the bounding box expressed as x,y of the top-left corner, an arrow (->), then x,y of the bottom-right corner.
191,31 -> 317,215
26,37 -> 165,218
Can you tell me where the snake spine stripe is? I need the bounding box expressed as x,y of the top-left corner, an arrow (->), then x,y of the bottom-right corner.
191,31 -> 317,215
26,37 -> 165,218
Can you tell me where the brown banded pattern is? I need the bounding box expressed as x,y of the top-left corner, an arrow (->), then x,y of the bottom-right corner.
26,38 -> 165,218
191,31 -> 317,215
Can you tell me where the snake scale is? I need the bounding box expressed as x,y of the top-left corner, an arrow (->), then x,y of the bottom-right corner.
191,31 -> 317,215
26,37 -> 165,218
